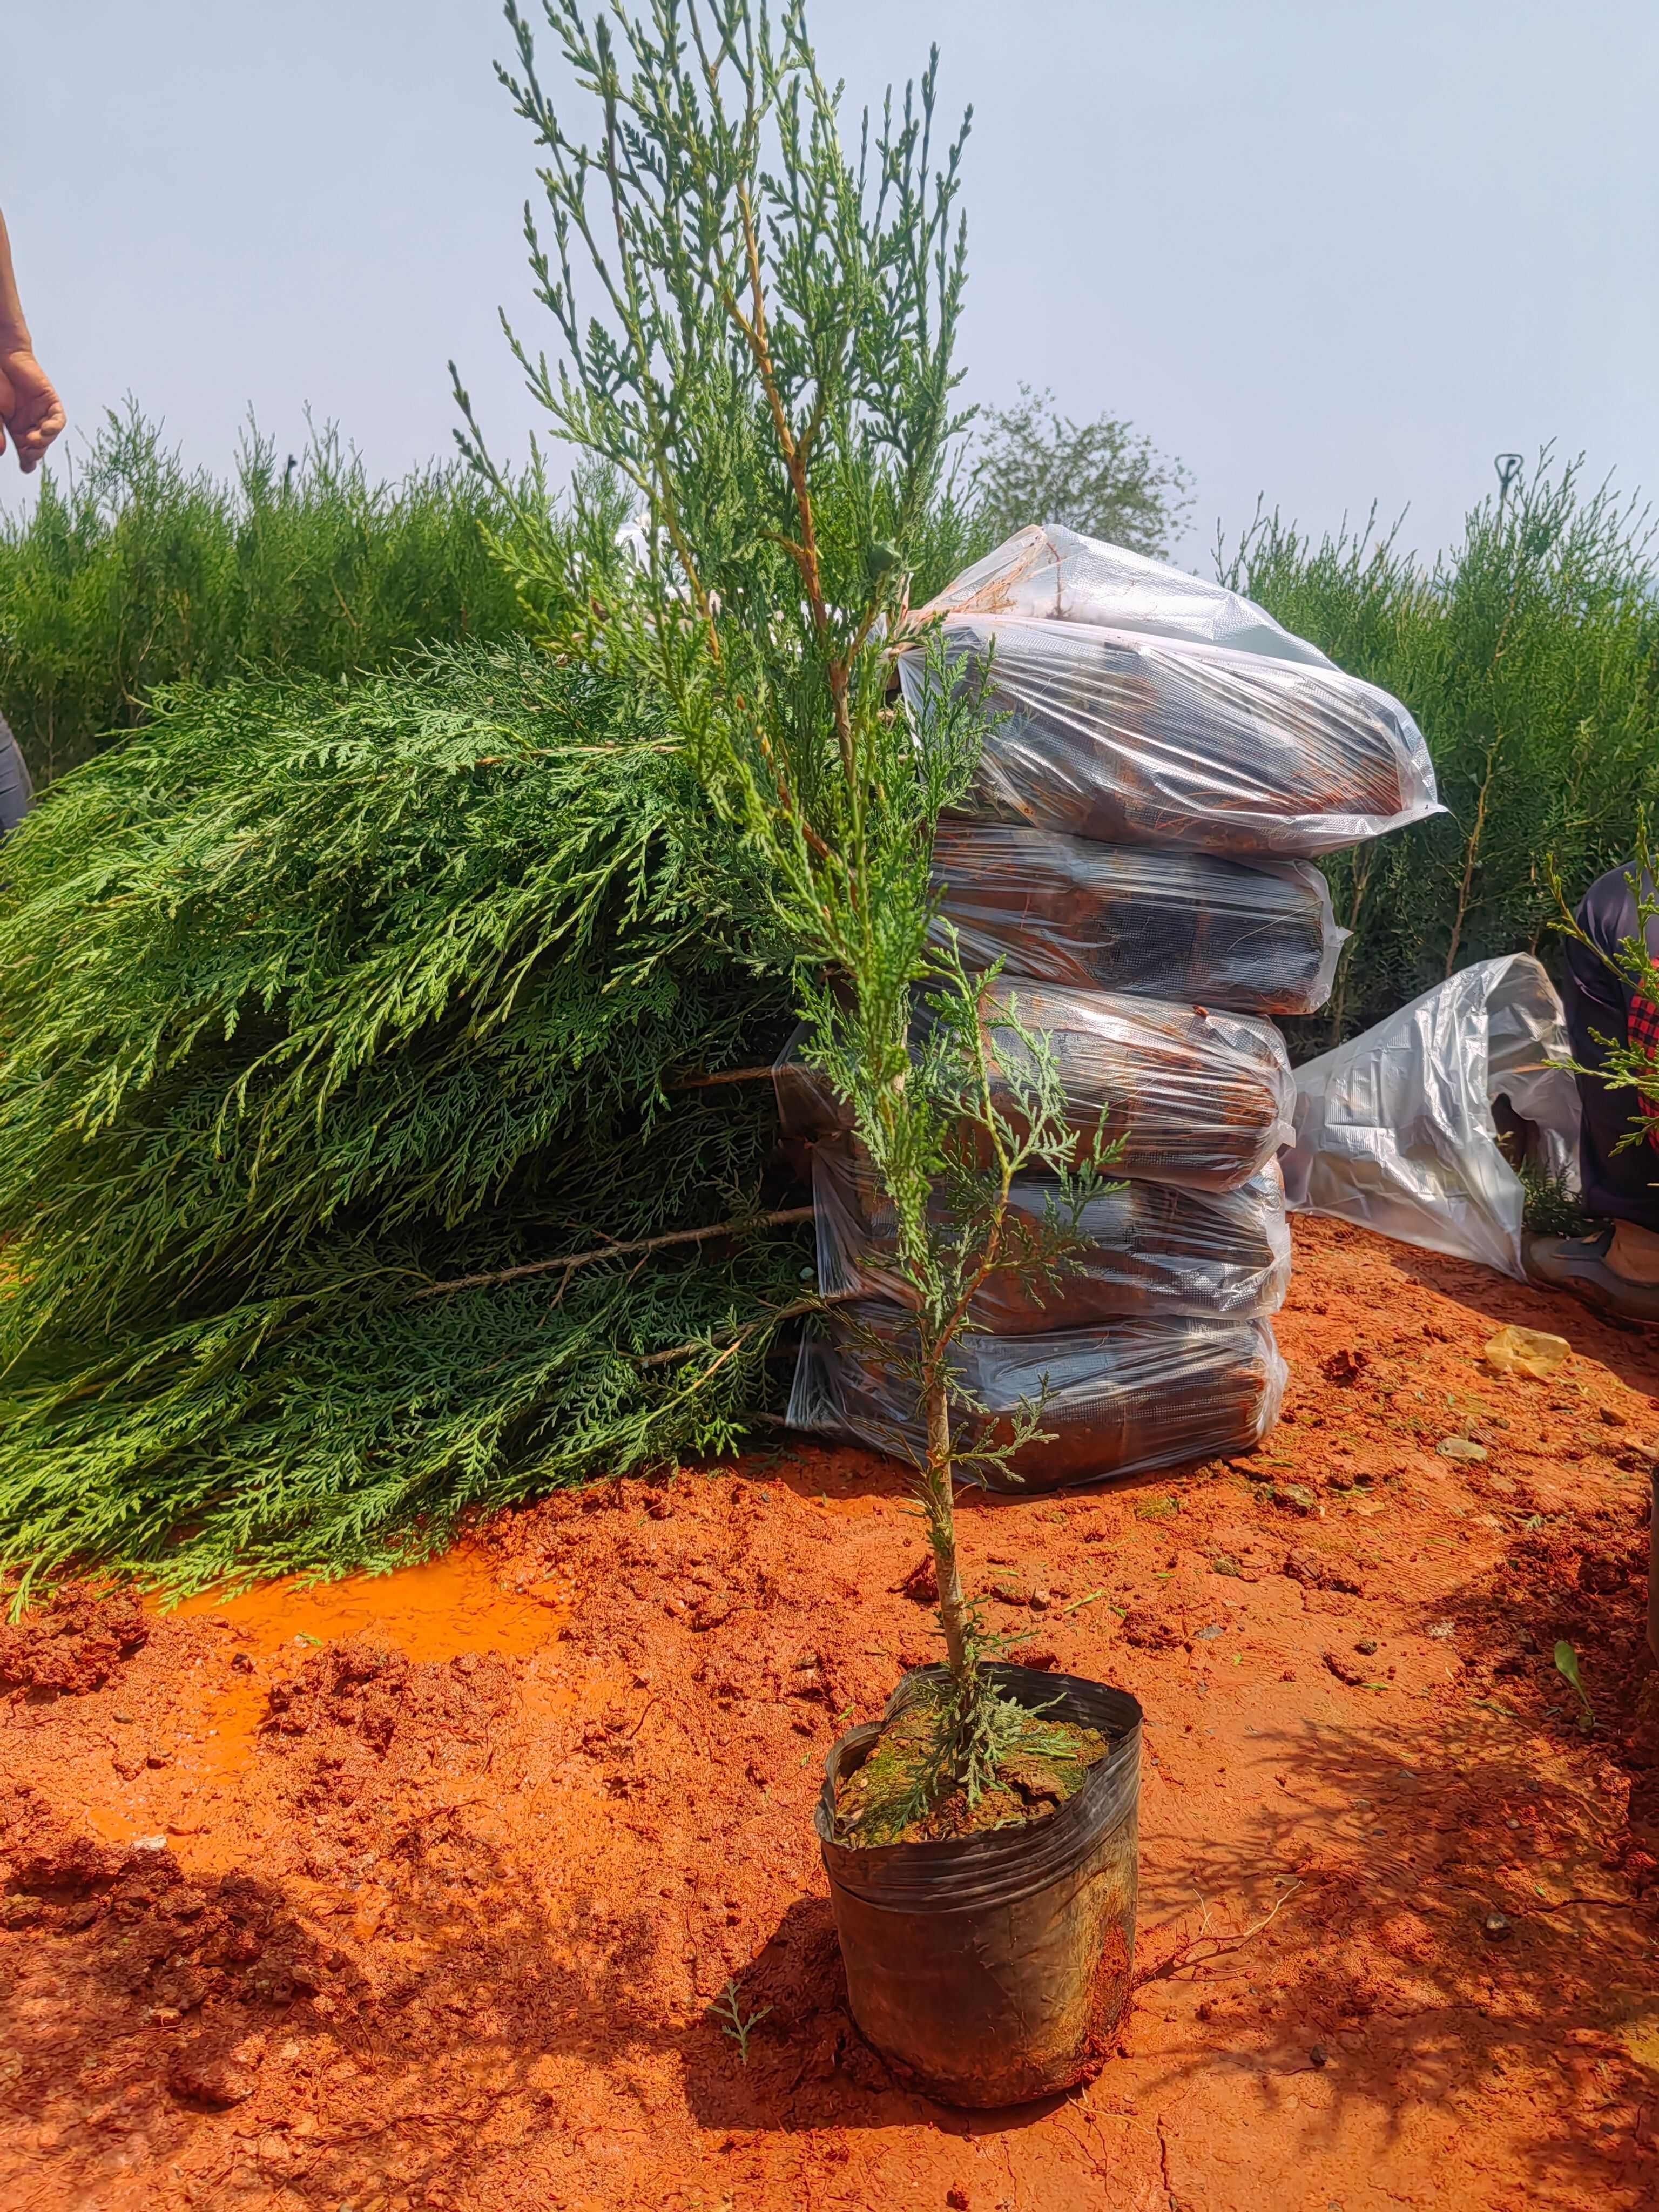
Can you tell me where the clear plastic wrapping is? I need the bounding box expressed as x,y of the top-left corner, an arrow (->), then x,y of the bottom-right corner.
916,523 -> 1337,667
812,1142 -> 1289,1327
898,612 -> 1440,859
787,1304 -> 1287,1490
932,820 -> 1345,1014
1283,953 -> 1582,1281
773,981 -> 1296,1192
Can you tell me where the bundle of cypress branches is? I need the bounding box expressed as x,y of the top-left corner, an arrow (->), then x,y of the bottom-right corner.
0,640 -> 805,1593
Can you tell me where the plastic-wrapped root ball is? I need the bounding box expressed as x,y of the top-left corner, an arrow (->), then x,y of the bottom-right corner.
1284,952 -> 1583,1280
899,524 -> 1440,859
773,981 -> 1296,1194
931,821 -> 1346,1015
914,521 -> 1338,666
900,615 -> 1439,859
812,1141 -> 1291,1328
787,1302 -> 1288,1491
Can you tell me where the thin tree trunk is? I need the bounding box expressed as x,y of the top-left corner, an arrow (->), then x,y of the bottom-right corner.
1327,848 -> 1375,1043
411,1204 -> 815,1300
668,1065 -> 778,1091
923,1372 -> 970,1681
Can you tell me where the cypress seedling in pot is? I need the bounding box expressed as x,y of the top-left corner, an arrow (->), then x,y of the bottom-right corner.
463,0 -> 1145,2099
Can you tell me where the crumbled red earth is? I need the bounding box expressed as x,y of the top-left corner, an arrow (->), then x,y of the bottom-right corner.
3,1216 -> 1657,2209
0,1582 -> 148,1695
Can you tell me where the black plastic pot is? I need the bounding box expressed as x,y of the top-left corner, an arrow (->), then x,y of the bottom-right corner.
815,1663 -> 1142,2108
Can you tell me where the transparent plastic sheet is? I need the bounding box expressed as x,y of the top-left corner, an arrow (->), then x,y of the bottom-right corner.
786,1303 -> 1287,1490
931,821 -> 1345,1014
813,1141 -> 1290,1327
915,523 -> 1336,667
772,982 -> 1296,1192
897,614 -> 1441,859
1282,954 -> 1582,1281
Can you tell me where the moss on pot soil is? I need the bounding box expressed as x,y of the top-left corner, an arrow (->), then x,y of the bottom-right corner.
834,1695 -> 1109,1846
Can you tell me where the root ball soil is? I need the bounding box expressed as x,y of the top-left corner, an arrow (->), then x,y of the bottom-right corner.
4,1219 -> 1658,2209
831,1695 -> 1109,1845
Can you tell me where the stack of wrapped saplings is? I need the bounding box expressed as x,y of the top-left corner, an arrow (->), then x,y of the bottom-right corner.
786,525 -> 1440,1490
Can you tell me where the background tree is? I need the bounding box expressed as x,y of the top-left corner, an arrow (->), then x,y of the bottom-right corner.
971,381 -> 1193,558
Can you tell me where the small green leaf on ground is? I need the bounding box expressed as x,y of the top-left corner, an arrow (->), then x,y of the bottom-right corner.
1554,1640 -> 1595,1729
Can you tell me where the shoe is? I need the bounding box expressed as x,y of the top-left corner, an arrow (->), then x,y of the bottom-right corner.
1522,1229 -> 1659,1326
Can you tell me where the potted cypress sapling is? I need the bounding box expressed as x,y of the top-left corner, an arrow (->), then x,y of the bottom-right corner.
456,0 -> 1144,2102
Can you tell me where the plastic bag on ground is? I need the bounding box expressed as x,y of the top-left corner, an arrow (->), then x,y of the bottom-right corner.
1281,953 -> 1582,1280
898,613 -> 1440,859
932,820 -> 1345,1014
915,522 -> 1336,667
787,1303 -> 1286,1490
813,1141 -> 1290,1327
773,980 -> 1297,1192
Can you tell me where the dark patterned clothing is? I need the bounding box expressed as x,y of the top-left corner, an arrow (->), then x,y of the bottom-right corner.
1563,860 -> 1659,1225
0,712 -> 32,839
1631,987 -> 1659,1151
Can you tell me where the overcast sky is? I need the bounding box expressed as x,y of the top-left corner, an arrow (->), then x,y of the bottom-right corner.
3,0 -> 1655,568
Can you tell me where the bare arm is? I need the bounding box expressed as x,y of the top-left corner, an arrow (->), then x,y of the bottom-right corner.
0,208 -> 65,473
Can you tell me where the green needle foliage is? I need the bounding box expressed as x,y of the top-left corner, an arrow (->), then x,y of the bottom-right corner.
460,0 -> 1112,1800
0,406 -> 529,784
0,640 -> 807,1594
1221,451 -> 1659,1053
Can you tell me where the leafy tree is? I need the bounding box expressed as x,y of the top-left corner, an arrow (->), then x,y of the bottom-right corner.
456,0 -> 1112,1802
971,382 -> 1193,558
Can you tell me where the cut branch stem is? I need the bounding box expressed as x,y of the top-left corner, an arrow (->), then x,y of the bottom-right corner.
636,1284 -> 859,1370
412,1205 -> 814,1300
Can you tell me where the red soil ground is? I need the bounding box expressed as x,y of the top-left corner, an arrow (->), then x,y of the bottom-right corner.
3,1215 -> 1657,2212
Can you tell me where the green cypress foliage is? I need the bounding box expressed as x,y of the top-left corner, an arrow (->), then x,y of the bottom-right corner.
0,642 -> 804,1592
457,0 -> 1116,1800
0,409 -> 530,784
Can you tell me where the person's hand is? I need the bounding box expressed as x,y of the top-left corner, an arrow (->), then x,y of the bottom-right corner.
0,345 -> 66,472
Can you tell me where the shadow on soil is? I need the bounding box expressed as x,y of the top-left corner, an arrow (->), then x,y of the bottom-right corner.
7,1439 -> 1655,2202
1129,1537 -> 1659,2203
1388,1243 -> 1659,1400
1,1795 -> 1015,2205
